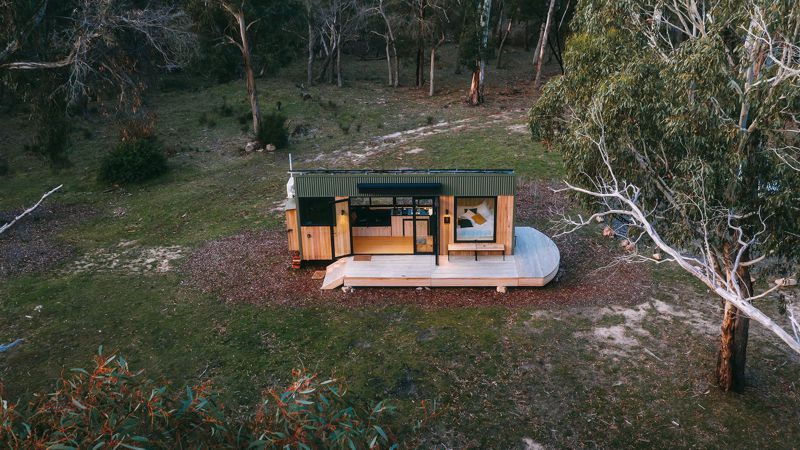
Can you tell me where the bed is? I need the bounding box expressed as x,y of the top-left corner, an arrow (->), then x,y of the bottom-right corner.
456,199 -> 495,241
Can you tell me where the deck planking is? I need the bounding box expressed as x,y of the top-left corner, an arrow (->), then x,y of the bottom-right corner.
321,227 -> 560,289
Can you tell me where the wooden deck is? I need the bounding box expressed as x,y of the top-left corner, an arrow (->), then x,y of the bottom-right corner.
321,227 -> 559,289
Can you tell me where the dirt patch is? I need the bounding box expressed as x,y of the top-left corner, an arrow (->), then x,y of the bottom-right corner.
506,124 -> 530,134
181,226 -> 650,308
182,177 -> 650,307
564,295 -> 719,358
69,242 -> 186,274
514,180 -> 565,230
0,203 -> 94,280
306,109 -> 528,165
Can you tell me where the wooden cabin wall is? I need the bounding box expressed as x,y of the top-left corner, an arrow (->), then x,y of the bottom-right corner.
439,195 -> 514,256
438,196 -> 454,256
301,226 -> 333,260
333,197 -> 351,257
496,195 -> 514,255
286,209 -> 299,252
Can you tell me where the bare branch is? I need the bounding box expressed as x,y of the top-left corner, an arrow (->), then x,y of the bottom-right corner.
555,101 -> 800,355
0,185 -> 63,235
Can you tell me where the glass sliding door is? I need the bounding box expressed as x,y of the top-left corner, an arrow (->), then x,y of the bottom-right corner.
413,197 -> 436,254
350,196 -> 414,254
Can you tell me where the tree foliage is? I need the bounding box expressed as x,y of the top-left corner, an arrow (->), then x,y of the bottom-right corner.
1,0 -> 196,109
0,349 -> 396,449
531,0 -> 800,389
186,0 -> 305,82
532,0 -> 799,257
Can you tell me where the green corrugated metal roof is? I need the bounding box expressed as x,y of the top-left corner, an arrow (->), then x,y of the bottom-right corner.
293,170 -> 515,197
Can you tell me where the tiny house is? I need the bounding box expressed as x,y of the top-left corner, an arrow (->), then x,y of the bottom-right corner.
284,169 -> 560,290
285,169 -> 516,263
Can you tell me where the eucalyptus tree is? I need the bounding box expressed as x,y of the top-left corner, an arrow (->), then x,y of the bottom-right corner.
0,0 -> 194,166
311,0 -> 368,87
531,0 -> 800,392
401,0 -> 449,89
368,0 -> 401,86
532,0 -> 555,89
460,0 -> 493,105
494,0 -> 518,68
1,0 -> 194,105
188,0 -> 303,135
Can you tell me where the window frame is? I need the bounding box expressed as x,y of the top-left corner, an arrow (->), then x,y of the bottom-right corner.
298,196 -> 335,227
453,196 -> 498,243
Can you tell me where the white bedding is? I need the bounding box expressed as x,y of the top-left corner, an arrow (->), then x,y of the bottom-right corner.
456,215 -> 495,240
457,227 -> 493,240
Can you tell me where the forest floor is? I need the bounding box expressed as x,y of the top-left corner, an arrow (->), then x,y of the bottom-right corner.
1,46 -> 799,448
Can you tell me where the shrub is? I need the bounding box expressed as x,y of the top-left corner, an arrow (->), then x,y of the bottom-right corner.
99,137 -> 168,184
218,97 -> 234,116
250,369 -> 395,448
24,112 -> 72,168
256,113 -> 289,149
198,110 -> 219,127
0,153 -> 9,176
0,349 -> 396,449
339,115 -> 357,135
319,99 -> 338,111
119,114 -> 157,142
0,348 -> 231,448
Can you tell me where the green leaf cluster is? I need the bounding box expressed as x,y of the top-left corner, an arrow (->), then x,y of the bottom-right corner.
531,0 -> 799,260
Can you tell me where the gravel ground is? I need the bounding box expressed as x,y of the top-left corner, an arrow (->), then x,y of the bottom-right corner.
182,182 -> 651,308
0,204 -> 93,281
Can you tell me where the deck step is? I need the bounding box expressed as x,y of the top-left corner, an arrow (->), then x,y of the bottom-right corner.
321,258 -> 348,290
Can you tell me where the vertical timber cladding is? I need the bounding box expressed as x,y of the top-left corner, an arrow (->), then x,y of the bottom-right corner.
496,195 -> 514,255
439,195 -> 514,256
301,226 -> 333,260
292,170 -> 516,259
286,209 -> 300,252
438,195 -> 454,256
333,197 -> 351,257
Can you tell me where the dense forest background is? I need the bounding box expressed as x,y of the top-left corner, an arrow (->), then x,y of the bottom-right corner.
0,0 -> 571,170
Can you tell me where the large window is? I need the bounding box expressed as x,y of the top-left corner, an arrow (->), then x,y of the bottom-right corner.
299,197 -> 334,226
455,197 -> 496,242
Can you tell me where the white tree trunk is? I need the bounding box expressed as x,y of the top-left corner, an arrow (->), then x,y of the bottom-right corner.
336,36 -> 342,87
0,185 -> 62,235
307,22 -> 315,86
429,46 -> 436,96
533,0 -> 557,90
496,17 -> 513,68
222,3 -> 262,134
531,22 -> 545,68
385,42 -> 393,86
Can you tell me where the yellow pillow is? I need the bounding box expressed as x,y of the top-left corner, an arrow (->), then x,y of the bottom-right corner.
471,213 -> 487,225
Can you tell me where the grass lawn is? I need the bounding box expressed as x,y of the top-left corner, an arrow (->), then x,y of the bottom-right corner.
1,46 -> 799,448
